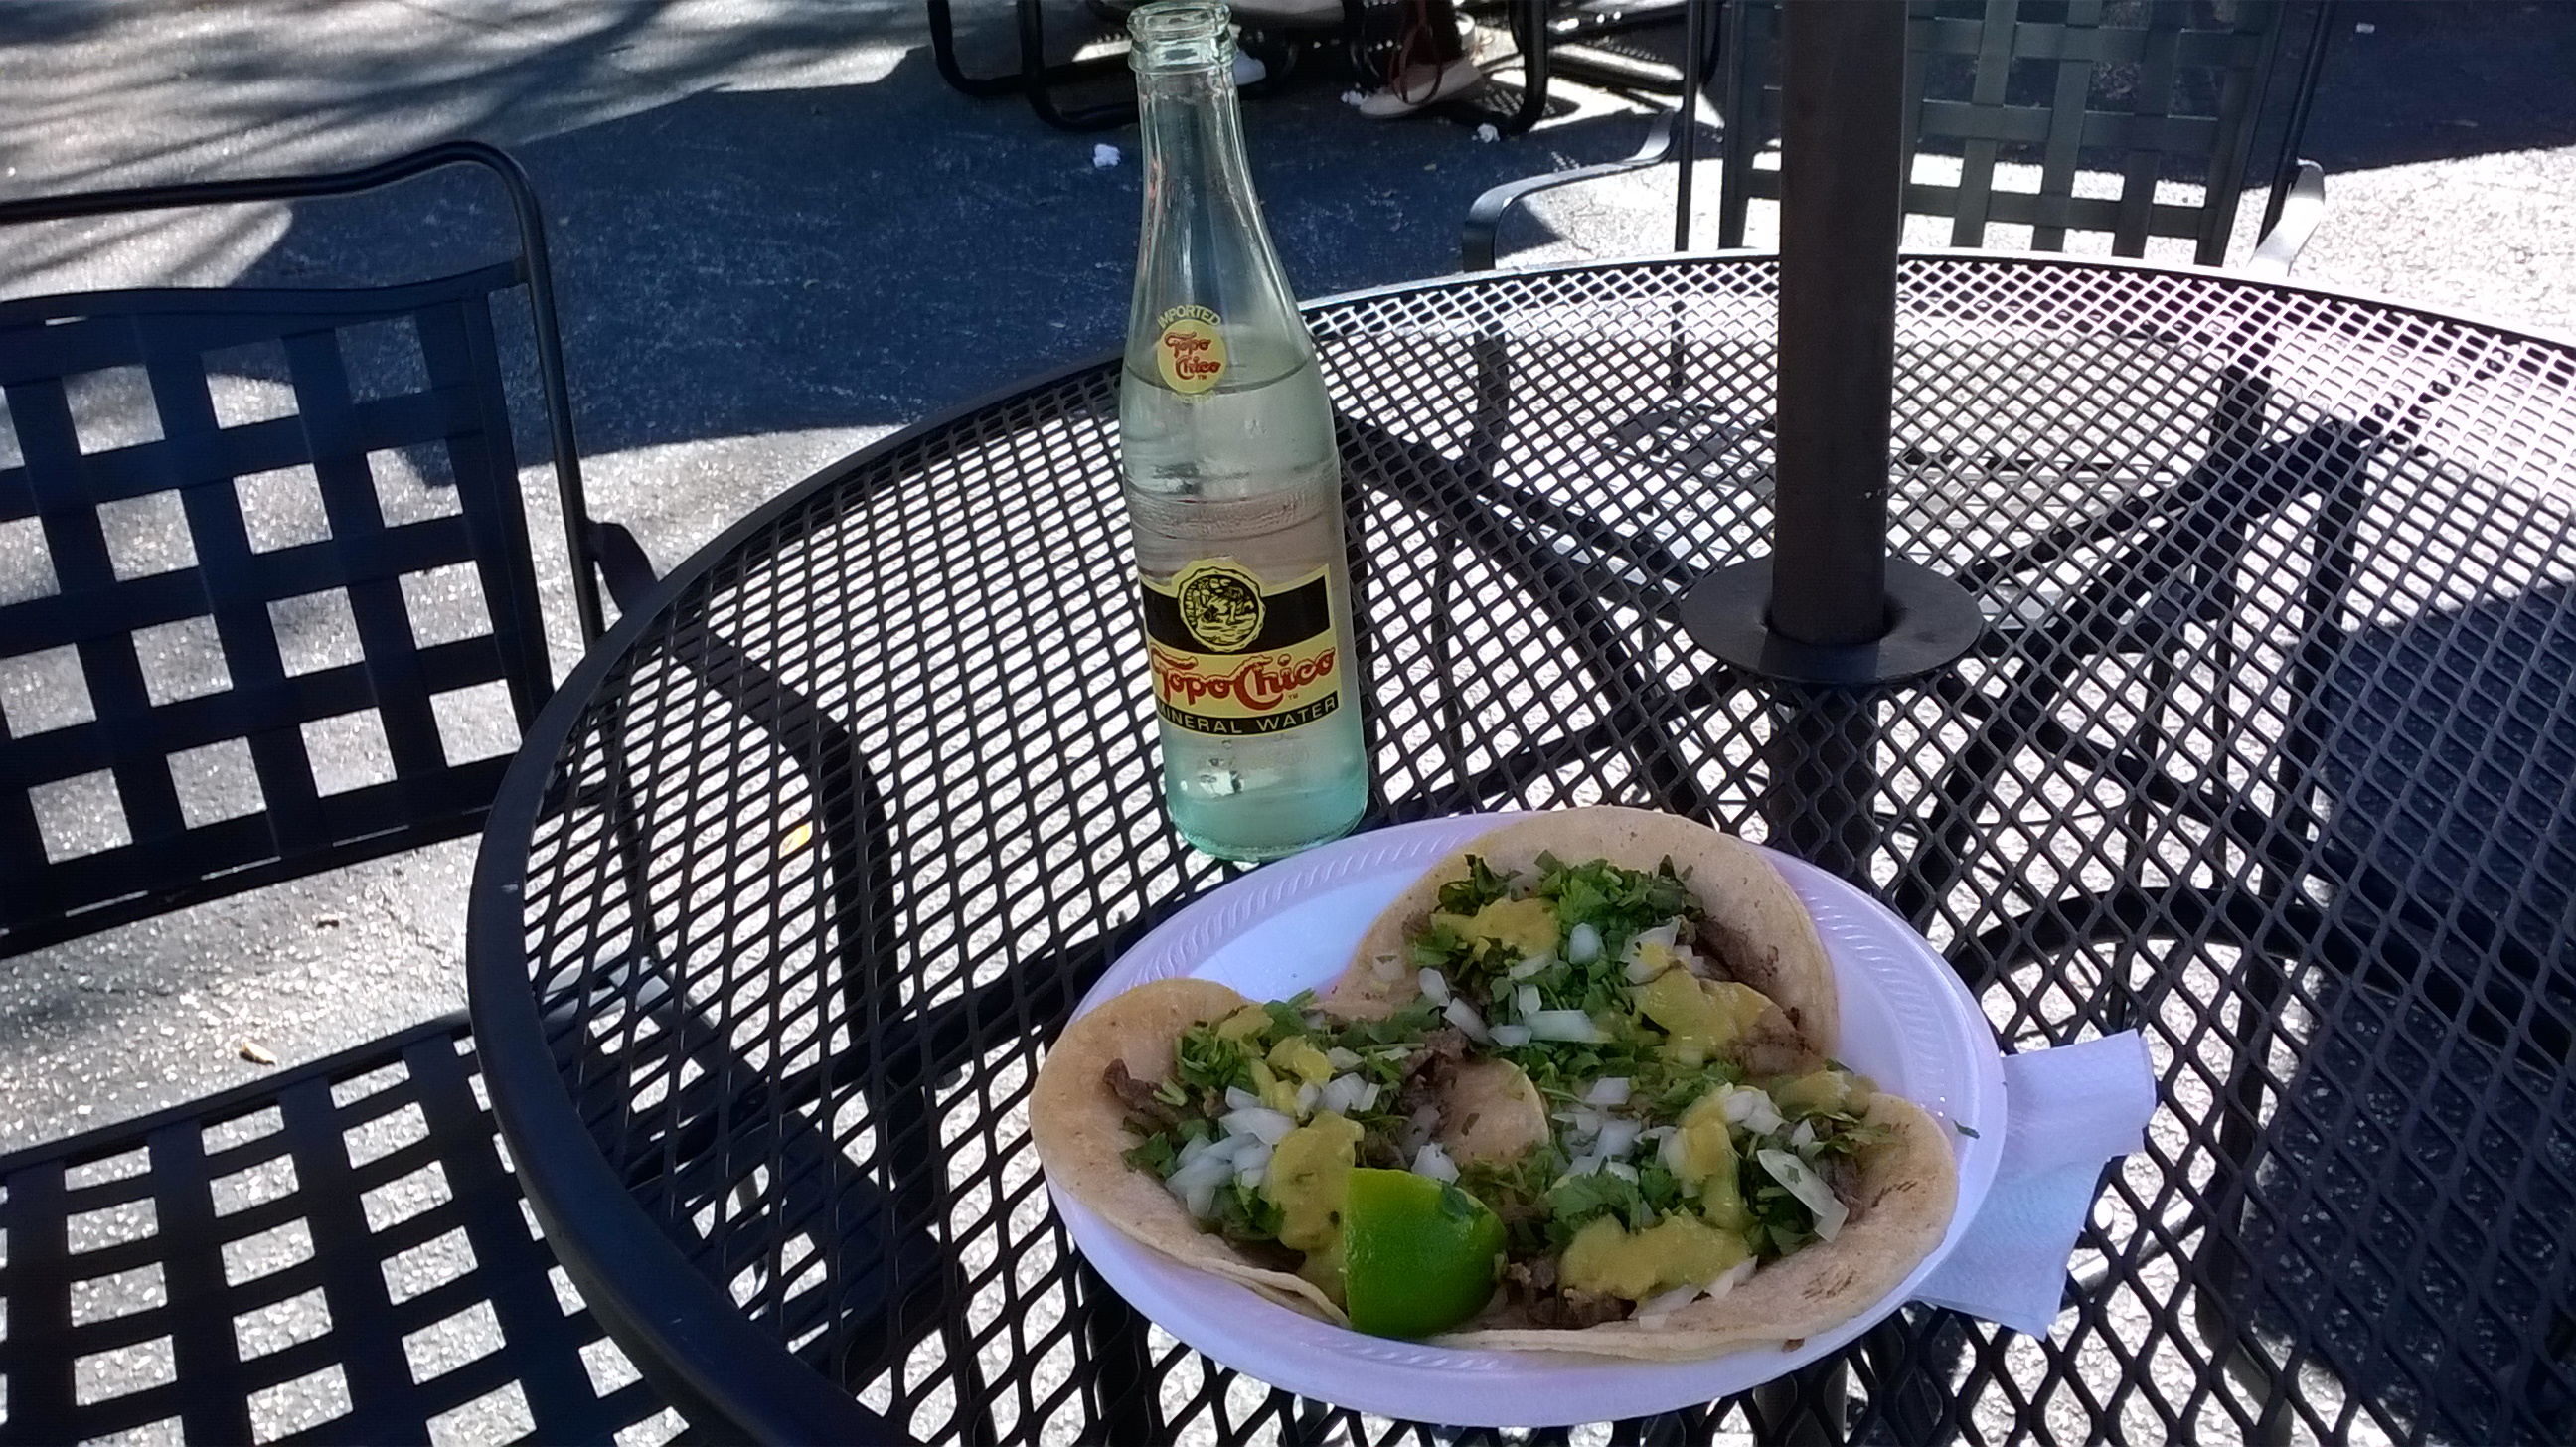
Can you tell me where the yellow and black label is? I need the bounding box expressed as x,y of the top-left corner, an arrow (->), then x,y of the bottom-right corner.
1155,304 -> 1227,395
1140,559 -> 1341,736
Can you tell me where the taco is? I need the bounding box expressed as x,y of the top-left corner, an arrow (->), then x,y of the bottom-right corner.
1029,806 -> 1958,1358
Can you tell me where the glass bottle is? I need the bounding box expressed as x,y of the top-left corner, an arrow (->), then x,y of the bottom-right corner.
1119,0 -> 1368,863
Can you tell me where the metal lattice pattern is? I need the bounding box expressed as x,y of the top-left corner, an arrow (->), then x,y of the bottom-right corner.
492,255 -> 2576,1445
1718,0 -> 2294,264
0,1016 -> 670,1445
0,275 -> 551,956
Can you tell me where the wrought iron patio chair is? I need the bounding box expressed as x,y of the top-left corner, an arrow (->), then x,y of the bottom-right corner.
1466,0 -> 2334,272
0,141 -> 673,1445
1714,0 -> 2332,261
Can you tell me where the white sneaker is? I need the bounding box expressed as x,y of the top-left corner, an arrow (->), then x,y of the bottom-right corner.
1352,56 -> 1485,118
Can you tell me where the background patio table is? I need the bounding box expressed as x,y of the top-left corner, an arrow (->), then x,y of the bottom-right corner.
466,253 -> 2576,1445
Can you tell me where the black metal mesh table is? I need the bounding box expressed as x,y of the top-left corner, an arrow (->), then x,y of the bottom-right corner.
466,254 -> 2576,1446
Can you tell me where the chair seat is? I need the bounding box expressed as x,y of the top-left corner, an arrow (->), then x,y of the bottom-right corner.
0,1014 -> 673,1446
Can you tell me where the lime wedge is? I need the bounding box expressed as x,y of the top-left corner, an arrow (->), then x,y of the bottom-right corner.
1341,1168 -> 1505,1338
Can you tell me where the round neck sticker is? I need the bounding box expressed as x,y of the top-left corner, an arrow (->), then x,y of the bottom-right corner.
1156,305 -> 1227,395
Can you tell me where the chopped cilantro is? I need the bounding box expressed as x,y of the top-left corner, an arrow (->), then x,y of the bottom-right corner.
1407,920 -> 1476,971
1744,1170 -> 1818,1259
1174,1025 -> 1256,1095
1542,1170 -> 1653,1247
1634,1161 -> 1685,1216
1122,1131 -> 1180,1177
1435,855 -> 1518,914
1211,1177 -> 1284,1244
1262,994 -> 1318,1042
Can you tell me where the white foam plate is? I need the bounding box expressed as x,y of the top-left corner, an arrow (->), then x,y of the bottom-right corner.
1050,812 -> 2005,1426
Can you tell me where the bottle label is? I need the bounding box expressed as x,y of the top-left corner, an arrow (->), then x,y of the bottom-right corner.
1139,559 -> 1342,736
1155,305 -> 1228,395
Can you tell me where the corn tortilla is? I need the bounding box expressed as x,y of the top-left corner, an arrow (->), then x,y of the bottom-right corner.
1323,807 -> 1839,1069
1030,976 -> 1349,1324
1438,1092 -> 1955,1357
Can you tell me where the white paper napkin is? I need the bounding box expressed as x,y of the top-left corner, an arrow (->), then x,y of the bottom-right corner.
1912,1031 -> 2157,1337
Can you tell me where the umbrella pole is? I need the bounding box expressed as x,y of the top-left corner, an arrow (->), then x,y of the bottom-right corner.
1681,0 -> 1981,685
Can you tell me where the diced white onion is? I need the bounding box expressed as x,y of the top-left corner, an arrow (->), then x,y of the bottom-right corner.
1562,1153 -> 1601,1177
1176,1134 -> 1213,1168
1515,984 -> 1543,1020
1401,1104 -> 1442,1153
1417,968 -> 1452,1006
1704,1258 -> 1756,1301
1230,1140 -> 1274,1175
1659,1131 -> 1688,1173
1602,1160 -> 1639,1182
1443,997 -> 1491,1044
1789,1120 -> 1817,1151
1567,922 -> 1603,963
1556,1106 -> 1603,1142
1236,1166 -> 1267,1190
1634,1281 -> 1701,1326
1508,954 -> 1554,980
1489,1024 -> 1532,1047
1225,1085 -> 1261,1112
1632,920 -> 1682,952
1325,1046 -> 1363,1071
1411,1142 -> 1460,1183
1595,1118 -> 1642,1161
1527,1009 -> 1606,1044
1584,1078 -> 1632,1108
1295,1081 -> 1321,1115
1640,1258 -> 1755,1326
1623,954 -> 1667,984
1319,1073 -> 1368,1116
1354,1081 -> 1380,1112
1220,1107 -> 1297,1145
1317,1074 -> 1357,1115
1721,1086 -> 1786,1136
1758,1148 -> 1850,1241
1174,1149 -> 1236,1186
1640,1124 -> 1676,1142
1169,1151 -> 1236,1217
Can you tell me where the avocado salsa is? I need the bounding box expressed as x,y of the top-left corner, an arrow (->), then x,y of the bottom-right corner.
1107,852 -> 1889,1336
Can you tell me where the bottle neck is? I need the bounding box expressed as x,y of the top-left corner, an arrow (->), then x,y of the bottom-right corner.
1126,59 -> 1308,389
1136,63 -> 1256,206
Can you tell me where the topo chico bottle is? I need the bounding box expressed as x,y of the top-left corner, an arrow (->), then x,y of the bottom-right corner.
1119,0 -> 1368,862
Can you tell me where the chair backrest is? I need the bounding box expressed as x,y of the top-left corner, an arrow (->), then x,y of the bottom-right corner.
0,142 -> 594,956
1717,0 -> 2316,265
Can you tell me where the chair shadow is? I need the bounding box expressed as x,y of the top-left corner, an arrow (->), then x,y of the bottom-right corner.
2229,577 -> 2576,1443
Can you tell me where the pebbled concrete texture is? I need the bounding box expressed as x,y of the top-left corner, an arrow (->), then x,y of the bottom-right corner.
0,0 -> 2570,1149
